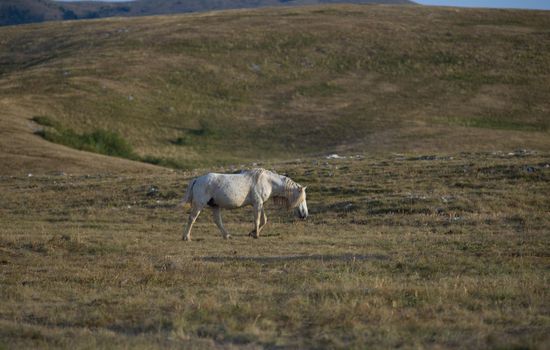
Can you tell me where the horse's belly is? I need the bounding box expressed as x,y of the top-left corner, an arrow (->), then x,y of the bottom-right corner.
205,174 -> 253,209
211,189 -> 249,208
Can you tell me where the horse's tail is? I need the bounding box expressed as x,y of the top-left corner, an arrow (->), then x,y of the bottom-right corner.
178,179 -> 196,208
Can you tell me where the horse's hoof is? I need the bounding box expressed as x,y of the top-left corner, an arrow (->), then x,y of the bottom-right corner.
183,236 -> 190,241
251,233 -> 258,239
223,234 -> 232,240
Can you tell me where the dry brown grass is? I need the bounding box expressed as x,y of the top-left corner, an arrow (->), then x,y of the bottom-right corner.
1,151 -> 549,348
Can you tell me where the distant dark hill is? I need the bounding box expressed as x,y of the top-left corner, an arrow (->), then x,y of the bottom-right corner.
0,0 -> 414,26
0,0 -> 63,26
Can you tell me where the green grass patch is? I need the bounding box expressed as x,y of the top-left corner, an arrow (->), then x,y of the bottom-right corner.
294,82 -> 344,97
35,121 -> 196,169
441,72 -> 527,85
31,115 -> 60,128
171,118 -> 232,148
430,51 -> 462,66
35,120 -> 137,159
141,156 -> 189,170
438,116 -> 548,132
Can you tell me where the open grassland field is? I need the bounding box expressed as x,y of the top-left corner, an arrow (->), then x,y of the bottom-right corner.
1,152 -> 549,349
0,5 -> 550,174
1,3 -> 550,349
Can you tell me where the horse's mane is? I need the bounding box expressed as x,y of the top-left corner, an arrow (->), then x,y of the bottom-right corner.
272,175 -> 305,209
240,168 -> 304,209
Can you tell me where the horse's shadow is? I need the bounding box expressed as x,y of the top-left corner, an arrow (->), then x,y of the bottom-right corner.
197,253 -> 388,264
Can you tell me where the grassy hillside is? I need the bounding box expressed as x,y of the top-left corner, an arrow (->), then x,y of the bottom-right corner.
0,0 -> 414,26
83,0 -> 415,17
1,151 -> 548,348
0,4 -> 550,174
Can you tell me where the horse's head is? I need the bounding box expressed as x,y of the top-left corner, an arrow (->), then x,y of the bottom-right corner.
293,186 -> 308,220
277,176 -> 308,219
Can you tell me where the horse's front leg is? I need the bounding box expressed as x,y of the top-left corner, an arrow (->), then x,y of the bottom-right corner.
258,208 -> 267,232
249,204 -> 262,239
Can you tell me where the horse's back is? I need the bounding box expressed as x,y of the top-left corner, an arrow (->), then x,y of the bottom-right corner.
195,172 -> 255,208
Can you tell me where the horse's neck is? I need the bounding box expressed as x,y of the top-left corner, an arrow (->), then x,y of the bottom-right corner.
268,174 -> 287,196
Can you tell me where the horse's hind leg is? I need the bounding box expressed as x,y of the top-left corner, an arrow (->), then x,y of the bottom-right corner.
183,206 -> 202,241
213,207 -> 231,239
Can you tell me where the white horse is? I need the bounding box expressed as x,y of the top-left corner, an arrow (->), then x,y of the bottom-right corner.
180,168 -> 308,241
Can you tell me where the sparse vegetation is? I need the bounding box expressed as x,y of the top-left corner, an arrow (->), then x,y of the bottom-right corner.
1,152 -> 549,348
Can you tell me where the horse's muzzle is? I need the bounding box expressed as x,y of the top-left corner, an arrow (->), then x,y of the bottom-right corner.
295,207 -> 308,220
